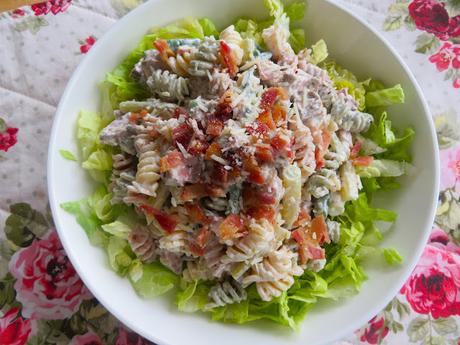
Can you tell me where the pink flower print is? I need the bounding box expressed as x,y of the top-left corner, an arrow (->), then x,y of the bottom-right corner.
8,231 -> 92,320
454,78 -> 460,89
80,36 -> 96,54
429,42 -> 454,72
31,0 -> 72,16
69,332 -> 103,345
10,9 -> 25,18
440,146 -> 460,191
0,119 -> 19,152
429,228 -> 460,256
0,308 -> 34,345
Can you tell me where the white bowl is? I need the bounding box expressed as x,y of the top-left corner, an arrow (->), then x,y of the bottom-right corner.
47,0 -> 440,344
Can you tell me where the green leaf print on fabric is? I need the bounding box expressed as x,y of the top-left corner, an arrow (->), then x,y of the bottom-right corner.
14,16 -> 49,34
4,203 -> 49,247
415,33 -> 441,54
407,316 -> 430,342
432,317 -> 458,335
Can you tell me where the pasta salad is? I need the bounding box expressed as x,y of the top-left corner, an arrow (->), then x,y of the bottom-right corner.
62,0 -> 414,329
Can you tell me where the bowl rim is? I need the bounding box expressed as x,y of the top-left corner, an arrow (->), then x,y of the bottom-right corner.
47,0 -> 440,344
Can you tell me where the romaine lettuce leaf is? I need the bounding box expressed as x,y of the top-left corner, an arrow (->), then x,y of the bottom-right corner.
131,262 -> 178,298
101,220 -> 131,239
59,149 -> 77,161
365,84 -> 405,108
284,1 -> 306,22
77,110 -> 102,161
107,236 -> 133,275
176,280 -> 212,312
310,39 -> 328,65
345,193 -> 397,223
383,248 -> 403,265
356,159 -> 412,178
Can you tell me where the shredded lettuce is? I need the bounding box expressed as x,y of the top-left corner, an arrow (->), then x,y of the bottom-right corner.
324,62 -> 367,111
129,259 -> 144,283
289,28 -> 305,53
101,220 -> 131,239
107,236 -> 133,275
264,0 -> 284,18
130,262 -> 178,298
356,159 -> 412,178
310,39 -> 328,65
59,149 -> 77,161
345,193 -> 397,223
383,248 -> 403,265
77,110 -> 102,161
365,84 -> 405,108
176,280 -> 212,312
284,1 -> 306,22
198,18 -> 219,38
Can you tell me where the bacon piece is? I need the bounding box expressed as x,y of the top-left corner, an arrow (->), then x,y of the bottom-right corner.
212,163 -> 229,185
293,206 -> 312,228
185,203 -> 209,224
219,41 -> 238,78
139,205 -> 177,234
246,121 -> 270,137
188,139 -> 209,156
310,215 -> 330,245
246,206 -> 275,223
242,155 -> 265,184
129,109 -> 149,123
255,144 -> 274,163
190,226 -> 211,256
160,150 -> 184,173
180,184 -> 207,202
271,104 -> 287,125
292,228 -> 326,264
257,110 -> 276,130
206,118 -> 224,136
260,87 -> 288,110
172,123 -> 193,148
205,142 -> 222,160
218,214 -> 246,241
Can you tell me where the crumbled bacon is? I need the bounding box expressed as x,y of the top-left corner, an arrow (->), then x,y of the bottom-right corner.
272,104 -> 287,126
315,146 -> 325,170
188,139 -> 209,156
160,150 -> 184,173
139,205 -> 177,234
255,144 -> 274,163
190,226 -> 211,256
293,206 -> 312,228
205,142 -> 222,160
180,184 -> 207,202
218,214 -> 246,241
243,185 -> 276,208
174,107 -> 189,119
260,87 -> 288,110
246,206 -> 275,223
173,123 -> 193,148
246,121 -> 270,137
242,155 -> 265,184
128,109 -> 149,124
206,118 -> 224,136
352,156 -> 374,167
212,163 -> 229,185
257,110 -> 276,130
310,215 -> 330,245
292,228 -> 326,264
185,203 -> 209,224
219,41 -> 238,78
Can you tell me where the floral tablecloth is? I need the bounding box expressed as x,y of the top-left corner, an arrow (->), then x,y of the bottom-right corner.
0,0 -> 459,344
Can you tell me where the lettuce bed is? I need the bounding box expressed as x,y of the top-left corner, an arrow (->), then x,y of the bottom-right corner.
61,0 -> 413,329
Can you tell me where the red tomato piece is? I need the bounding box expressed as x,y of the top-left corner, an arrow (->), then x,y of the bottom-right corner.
255,144 -> 274,163
257,110 -> 276,130
180,184 -> 207,202
272,104 -> 287,125
188,139 -> 209,156
219,41 -> 238,78
352,156 -> 374,167
212,163 -> 229,185
246,206 -> 275,223
350,141 -> 362,159
310,215 -> 330,245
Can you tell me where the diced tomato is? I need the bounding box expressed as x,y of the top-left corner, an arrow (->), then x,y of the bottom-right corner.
352,156 -> 374,167
315,146 -> 325,170
219,214 -> 246,241
185,204 -> 209,224
205,142 -> 222,160
243,185 -> 276,207
271,132 -> 290,151
310,215 -> 330,245
292,228 -> 325,264
128,109 -> 149,123
189,243 -> 205,257
188,139 -> 209,156
350,141 -> 362,159
180,184 -> 207,202
260,87 -> 288,110
255,144 -> 274,163
160,150 -> 184,173
246,121 -> 270,137
206,118 -> 224,136
321,130 -> 332,151
257,110 -> 276,130
219,41 -> 238,78
272,104 -> 286,125
172,123 -> 193,148
246,206 -> 275,223
212,163 -> 229,185
154,39 -> 175,65
139,205 -> 177,233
